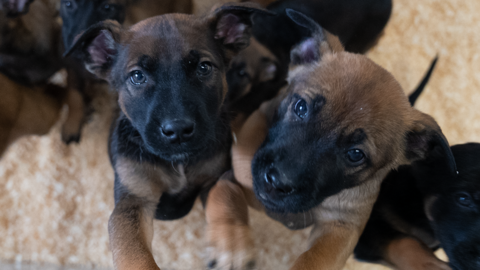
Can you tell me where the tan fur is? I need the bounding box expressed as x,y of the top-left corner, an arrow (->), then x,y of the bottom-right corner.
227,27 -> 450,270
111,151 -> 228,269
0,73 -> 64,158
0,0 -> 60,55
385,238 -> 451,270
205,175 -> 256,269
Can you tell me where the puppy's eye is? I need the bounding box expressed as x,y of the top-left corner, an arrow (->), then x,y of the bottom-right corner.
455,192 -> 474,208
130,70 -> 147,85
294,99 -> 308,118
63,1 -> 73,8
346,149 -> 365,165
197,61 -> 212,76
238,69 -> 247,77
104,4 -> 110,10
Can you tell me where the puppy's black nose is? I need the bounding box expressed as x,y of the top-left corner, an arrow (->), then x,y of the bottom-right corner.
161,119 -> 195,143
264,167 -> 294,195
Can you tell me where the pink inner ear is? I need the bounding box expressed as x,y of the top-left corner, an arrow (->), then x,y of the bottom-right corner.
298,38 -> 318,63
87,30 -> 116,67
215,13 -> 247,45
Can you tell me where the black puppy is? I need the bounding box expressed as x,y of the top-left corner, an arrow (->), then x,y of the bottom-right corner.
227,0 -> 392,115
355,142 -> 480,270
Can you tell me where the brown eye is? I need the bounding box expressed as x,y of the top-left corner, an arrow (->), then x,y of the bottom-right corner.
197,61 -> 212,76
130,70 -> 147,85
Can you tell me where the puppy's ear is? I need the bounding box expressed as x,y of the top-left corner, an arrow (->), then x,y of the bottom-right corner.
405,110 -> 457,177
259,59 -> 277,82
63,20 -> 122,80
286,9 -> 343,66
207,3 -> 274,56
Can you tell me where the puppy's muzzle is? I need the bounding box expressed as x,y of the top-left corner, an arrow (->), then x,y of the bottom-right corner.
160,119 -> 195,143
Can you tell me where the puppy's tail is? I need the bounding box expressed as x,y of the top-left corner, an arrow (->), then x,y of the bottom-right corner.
408,55 -> 439,106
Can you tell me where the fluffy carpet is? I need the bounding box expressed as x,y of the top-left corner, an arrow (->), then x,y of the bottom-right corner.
0,0 -> 478,269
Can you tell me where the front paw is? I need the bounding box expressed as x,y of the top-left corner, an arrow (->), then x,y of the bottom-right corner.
206,223 -> 256,270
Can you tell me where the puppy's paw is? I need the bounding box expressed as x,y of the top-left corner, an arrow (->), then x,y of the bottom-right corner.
206,224 -> 256,270
61,123 -> 82,144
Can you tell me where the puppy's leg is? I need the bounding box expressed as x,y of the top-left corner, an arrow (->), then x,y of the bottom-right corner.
61,87 -> 85,144
205,173 -> 256,270
109,195 -> 160,270
386,237 -> 451,270
290,222 -> 362,270
110,158 -> 166,270
61,68 -> 87,144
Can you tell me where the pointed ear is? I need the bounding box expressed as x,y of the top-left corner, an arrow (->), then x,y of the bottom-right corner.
207,3 -> 274,55
286,9 -> 344,66
63,20 -> 122,80
405,111 -> 457,177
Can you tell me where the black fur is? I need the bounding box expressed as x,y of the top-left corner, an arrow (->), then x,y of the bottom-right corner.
355,143 -> 480,270
409,56 -> 438,106
251,94 -> 371,213
60,0 -> 126,51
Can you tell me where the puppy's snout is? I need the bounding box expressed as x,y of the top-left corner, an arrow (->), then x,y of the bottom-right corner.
160,119 -> 195,143
264,167 -> 294,195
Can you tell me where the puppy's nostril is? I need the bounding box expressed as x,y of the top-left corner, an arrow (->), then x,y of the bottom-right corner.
264,167 -> 294,195
183,124 -> 194,137
264,167 -> 278,186
162,128 -> 174,137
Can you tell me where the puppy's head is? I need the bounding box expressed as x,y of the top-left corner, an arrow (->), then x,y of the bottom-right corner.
252,10 -> 456,213
226,37 -> 278,103
60,0 -> 127,51
66,3 -> 269,163
423,143 -> 480,270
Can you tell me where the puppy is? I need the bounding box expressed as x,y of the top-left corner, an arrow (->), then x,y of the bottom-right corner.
207,10 -> 457,270
65,3 -> 270,269
355,143 -> 480,270
0,73 -> 64,157
0,0 -> 63,85
226,0 -> 392,117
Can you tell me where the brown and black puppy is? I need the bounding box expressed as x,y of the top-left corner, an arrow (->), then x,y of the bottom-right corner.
208,9 -> 457,270
65,3 -> 270,270
226,0 -> 392,119
0,0 -> 63,85
355,143 -> 480,270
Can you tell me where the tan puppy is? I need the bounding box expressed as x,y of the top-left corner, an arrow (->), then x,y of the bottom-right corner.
205,10 -> 457,270
0,73 -> 64,157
